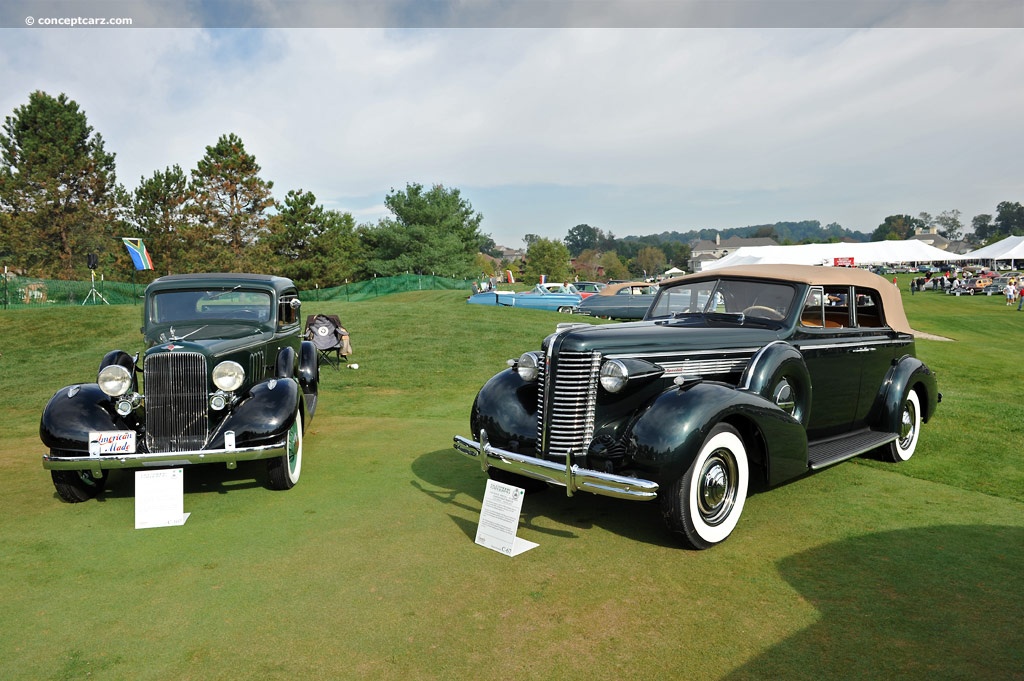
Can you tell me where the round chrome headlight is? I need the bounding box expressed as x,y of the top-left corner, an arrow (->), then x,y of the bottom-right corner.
600,359 -> 629,393
212,361 -> 245,392
98,364 -> 132,397
516,352 -> 540,382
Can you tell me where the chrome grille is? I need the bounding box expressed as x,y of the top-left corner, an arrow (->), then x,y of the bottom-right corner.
537,351 -> 602,460
144,352 -> 209,452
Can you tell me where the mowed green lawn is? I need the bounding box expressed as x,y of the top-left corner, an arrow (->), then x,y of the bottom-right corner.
0,284 -> 1020,681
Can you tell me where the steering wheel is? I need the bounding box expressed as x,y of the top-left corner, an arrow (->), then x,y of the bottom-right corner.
742,305 -> 785,321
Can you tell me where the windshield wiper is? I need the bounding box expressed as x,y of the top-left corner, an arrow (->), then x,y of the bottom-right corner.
205,285 -> 242,300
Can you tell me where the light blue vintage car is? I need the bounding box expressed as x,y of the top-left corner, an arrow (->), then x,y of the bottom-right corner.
467,283 -> 582,313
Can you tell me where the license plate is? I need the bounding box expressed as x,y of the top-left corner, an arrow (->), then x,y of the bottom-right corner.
89,431 -> 137,455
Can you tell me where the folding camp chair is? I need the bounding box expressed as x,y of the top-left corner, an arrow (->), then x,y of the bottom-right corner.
304,314 -> 351,369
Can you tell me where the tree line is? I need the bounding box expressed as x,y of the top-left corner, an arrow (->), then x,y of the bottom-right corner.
4,91 -> 1019,289
0,91 -> 486,288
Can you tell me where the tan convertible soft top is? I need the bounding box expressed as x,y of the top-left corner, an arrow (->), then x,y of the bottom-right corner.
663,264 -> 914,335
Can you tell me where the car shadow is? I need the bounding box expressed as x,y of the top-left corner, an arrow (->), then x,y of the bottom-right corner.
77,461 -> 269,502
721,524 -> 1024,680
410,447 -> 679,549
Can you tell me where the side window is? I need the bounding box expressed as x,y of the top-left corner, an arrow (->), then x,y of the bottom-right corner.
821,286 -> 851,328
853,288 -> 884,328
800,287 -> 824,327
278,293 -> 300,328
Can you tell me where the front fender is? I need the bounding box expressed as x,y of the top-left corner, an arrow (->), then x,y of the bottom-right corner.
628,381 -> 807,486
209,377 -> 302,449
469,369 -> 539,452
40,384 -> 122,451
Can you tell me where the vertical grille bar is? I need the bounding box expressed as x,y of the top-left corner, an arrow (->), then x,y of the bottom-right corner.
536,351 -> 601,460
144,352 -> 209,452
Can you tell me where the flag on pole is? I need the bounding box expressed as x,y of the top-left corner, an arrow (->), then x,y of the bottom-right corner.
122,238 -> 154,270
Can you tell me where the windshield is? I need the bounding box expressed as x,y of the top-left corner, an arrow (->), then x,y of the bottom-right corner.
647,279 -> 797,321
150,288 -> 273,326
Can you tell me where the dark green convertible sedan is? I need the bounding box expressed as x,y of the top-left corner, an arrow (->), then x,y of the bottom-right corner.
454,265 -> 941,549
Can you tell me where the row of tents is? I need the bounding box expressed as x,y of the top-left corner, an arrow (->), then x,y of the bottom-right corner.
699,235 -> 1024,271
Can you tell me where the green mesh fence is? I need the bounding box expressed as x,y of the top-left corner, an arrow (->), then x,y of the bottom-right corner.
299,274 -> 473,303
0,273 -> 473,309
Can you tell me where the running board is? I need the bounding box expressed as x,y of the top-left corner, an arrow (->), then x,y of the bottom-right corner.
807,429 -> 897,470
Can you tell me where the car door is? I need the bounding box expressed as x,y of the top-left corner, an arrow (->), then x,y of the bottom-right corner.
849,286 -> 907,427
795,286 -> 861,439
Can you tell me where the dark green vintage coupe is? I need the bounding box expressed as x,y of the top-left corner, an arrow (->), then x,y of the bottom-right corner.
41,274 -> 319,503
454,265 -> 940,549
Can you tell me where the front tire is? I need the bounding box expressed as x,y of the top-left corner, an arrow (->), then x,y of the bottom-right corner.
51,467 -> 107,503
661,424 -> 749,550
268,413 -> 303,490
888,390 -> 921,462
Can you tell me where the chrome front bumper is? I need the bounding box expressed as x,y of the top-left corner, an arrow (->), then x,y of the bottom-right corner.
453,431 -> 659,501
42,442 -> 287,474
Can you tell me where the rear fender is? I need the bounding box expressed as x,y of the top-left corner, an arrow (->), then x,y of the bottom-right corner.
873,355 -> 939,432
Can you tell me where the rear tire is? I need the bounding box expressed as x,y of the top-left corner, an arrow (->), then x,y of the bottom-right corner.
888,390 -> 921,462
51,468 -> 107,503
268,414 -> 303,490
661,424 -> 749,550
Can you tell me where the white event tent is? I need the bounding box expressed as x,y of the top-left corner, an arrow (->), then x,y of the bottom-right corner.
701,240 -> 960,271
960,235 -> 1024,266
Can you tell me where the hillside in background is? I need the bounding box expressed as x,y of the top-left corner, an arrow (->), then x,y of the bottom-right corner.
623,220 -> 871,246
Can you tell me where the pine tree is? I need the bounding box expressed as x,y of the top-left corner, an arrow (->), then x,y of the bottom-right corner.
0,91 -> 120,279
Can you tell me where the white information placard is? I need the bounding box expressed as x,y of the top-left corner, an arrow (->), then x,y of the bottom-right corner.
135,468 -> 190,529
475,479 -> 538,556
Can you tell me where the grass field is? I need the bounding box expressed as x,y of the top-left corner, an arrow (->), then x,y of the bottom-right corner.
0,283 -> 1021,681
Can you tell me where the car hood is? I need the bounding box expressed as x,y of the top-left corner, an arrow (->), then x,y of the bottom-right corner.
548,317 -> 784,356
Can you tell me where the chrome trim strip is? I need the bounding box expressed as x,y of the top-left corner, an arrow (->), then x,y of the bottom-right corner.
605,347 -> 763,360
42,442 -> 287,470
796,338 -> 911,351
454,434 -> 659,501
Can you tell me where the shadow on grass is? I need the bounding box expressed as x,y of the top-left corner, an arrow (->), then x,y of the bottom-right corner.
68,460 -> 269,503
410,448 -> 677,549
724,524 -> 1024,681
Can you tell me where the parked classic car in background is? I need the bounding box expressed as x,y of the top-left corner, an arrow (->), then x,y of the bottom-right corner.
573,281 -> 659,320
41,274 -> 319,502
454,265 -> 940,549
466,283 -> 582,313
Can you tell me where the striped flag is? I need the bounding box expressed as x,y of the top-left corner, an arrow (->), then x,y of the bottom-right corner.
122,238 -> 154,270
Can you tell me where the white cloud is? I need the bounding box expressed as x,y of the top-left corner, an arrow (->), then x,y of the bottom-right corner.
1,23 -> 1021,245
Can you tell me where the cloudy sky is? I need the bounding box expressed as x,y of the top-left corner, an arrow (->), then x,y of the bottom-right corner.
1,1 -> 1022,248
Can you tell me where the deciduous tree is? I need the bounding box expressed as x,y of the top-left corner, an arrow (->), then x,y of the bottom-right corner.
633,245 -> 666,279
994,201 -> 1024,238
871,215 -> 922,241
524,238 -> 571,283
